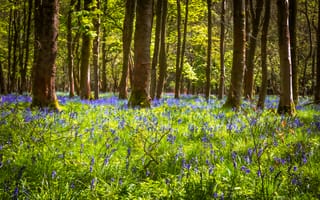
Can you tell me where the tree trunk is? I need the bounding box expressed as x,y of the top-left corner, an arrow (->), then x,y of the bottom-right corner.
277,0 -> 295,115
7,8 -> 13,93
80,0 -> 93,100
218,0 -> 226,100
205,0 -> 212,102
128,0 -> 153,108
257,0 -> 271,109
0,61 -> 5,94
93,0 -> 101,99
119,0 -> 136,99
224,0 -> 246,109
32,0 -> 59,110
150,0 -> 162,99
244,0 -> 264,99
289,0 -> 298,103
11,7 -> 20,93
101,32 -> 108,92
174,0 -> 182,99
156,0 -> 168,99
315,0 -> 320,103
67,0 -> 76,97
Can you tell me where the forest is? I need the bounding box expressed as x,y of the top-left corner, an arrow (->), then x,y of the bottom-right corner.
0,0 -> 320,199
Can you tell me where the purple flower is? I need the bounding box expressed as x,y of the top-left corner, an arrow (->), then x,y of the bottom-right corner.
293,166 -> 298,171
51,170 -> 57,179
90,178 -> 96,190
13,187 -> 18,198
269,166 -> 274,173
257,170 -> 261,177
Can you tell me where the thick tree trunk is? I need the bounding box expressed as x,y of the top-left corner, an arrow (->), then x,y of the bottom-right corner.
80,0 -> 92,100
289,0 -> 298,103
244,0 -> 264,99
205,0 -> 212,102
277,0 -> 295,115
257,0 -> 271,109
128,0 -> 153,108
156,0 -> 168,99
32,0 -> 59,110
218,0 -> 226,100
93,0 -> 101,99
67,0 -> 76,97
150,0 -> 162,99
119,0 -> 136,99
315,0 -> 320,103
224,0 -> 246,109
174,0 -> 182,99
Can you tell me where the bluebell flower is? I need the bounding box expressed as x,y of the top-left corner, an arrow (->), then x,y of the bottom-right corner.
51,170 -> 57,179
13,187 -> 18,198
70,182 -> 75,189
269,166 -> 274,173
167,134 -> 176,144
257,170 -> 261,177
90,178 -> 96,190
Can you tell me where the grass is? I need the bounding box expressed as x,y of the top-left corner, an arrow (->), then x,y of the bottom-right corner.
0,93 -> 320,199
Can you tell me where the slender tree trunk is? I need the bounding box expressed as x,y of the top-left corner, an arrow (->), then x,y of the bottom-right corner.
224,0 -> 246,109
257,0 -> 271,109
11,8 -> 19,93
80,0 -> 93,100
174,0 -> 182,99
218,0 -> 226,100
93,0 -> 101,99
32,0 -> 59,110
315,0 -> 320,103
128,0 -> 153,108
244,0 -> 264,99
150,0 -> 162,99
289,0 -> 298,103
277,0 -> 295,115
0,61 -> 5,94
156,0 -> 168,99
101,32 -> 108,92
7,9 -> 13,93
73,0 -> 82,96
119,0 -> 136,99
67,0 -> 76,97
205,0 -> 212,102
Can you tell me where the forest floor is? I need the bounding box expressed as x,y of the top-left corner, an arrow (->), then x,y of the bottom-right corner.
0,93 -> 320,199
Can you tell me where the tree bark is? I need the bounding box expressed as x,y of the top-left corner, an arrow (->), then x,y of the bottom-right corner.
315,0 -> 320,103
174,0 -> 182,99
101,32 -> 108,92
0,61 -> 5,94
32,0 -> 59,110
205,0 -> 212,102
80,0 -> 93,100
156,0 -> 168,99
93,0 -> 101,99
289,0 -> 298,103
224,0 -> 246,109
277,0 -> 295,115
67,0 -> 76,97
244,0 -> 264,99
218,0 -> 226,100
119,0 -> 136,99
150,0 -> 162,99
257,0 -> 271,109
128,0 -> 153,108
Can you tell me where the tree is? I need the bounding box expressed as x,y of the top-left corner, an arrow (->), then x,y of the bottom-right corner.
150,0 -> 162,100
31,0 -> 59,109
174,0 -> 182,99
257,0 -> 271,109
218,0 -> 226,100
277,0 -> 295,115
0,61 -> 5,94
93,0 -> 101,99
156,0 -> 168,99
119,0 -> 136,99
289,0 -> 298,103
243,0 -> 264,99
224,0 -> 246,109
315,0 -> 320,103
80,0 -> 93,100
205,0 -> 212,102
128,0 -> 153,108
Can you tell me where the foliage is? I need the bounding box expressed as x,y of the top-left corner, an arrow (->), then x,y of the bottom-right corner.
0,93 -> 320,199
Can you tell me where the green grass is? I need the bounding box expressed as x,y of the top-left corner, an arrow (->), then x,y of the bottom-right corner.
0,94 -> 320,199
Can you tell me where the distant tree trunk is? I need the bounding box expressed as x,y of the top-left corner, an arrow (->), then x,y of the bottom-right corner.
174,0 -> 182,99
224,0 -> 246,109
156,0 -> 168,99
11,7 -> 20,93
73,0 -> 82,96
128,0 -> 153,108
315,0 -> 320,103
244,0 -> 263,99
119,0 -> 136,99
32,0 -> 59,110
218,0 -> 226,100
205,0 -> 212,102
7,8 -> 13,93
277,0 -> 295,115
67,0 -> 76,97
101,31 -> 108,92
80,0 -> 92,100
150,0 -> 162,99
93,0 -> 101,99
0,61 -> 5,94
257,0 -> 271,109
289,0 -> 298,103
